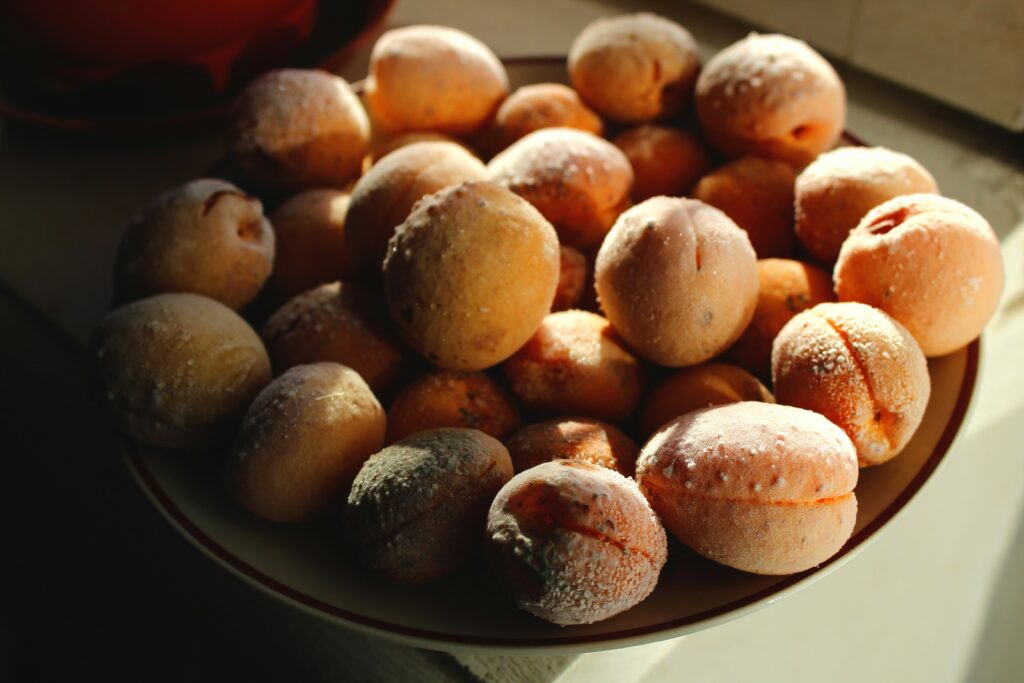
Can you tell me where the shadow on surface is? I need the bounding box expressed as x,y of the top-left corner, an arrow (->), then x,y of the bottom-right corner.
961,501 -> 1024,682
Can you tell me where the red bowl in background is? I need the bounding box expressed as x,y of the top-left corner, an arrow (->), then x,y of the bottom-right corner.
0,0 -> 395,132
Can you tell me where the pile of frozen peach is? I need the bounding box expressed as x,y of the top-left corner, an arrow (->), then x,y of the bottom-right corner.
91,14 -> 1004,626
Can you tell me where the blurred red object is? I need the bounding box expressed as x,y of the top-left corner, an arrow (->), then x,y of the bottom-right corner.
0,0 -> 394,132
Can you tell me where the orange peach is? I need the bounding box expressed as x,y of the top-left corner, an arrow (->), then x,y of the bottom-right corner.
343,141 -> 487,278
553,246 -> 588,312
384,182 -> 560,371
230,69 -> 369,191
834,194 -> 1003,356
569,13 -> 701,124
726,258 -> 835,379
347,428 -> 514,584
637,401 -> 858,574
772,301 -> 930,466
641,362 -> 773,436
365,25 -> 509,136
692,156 -> 798,258
386,370 -> 522,444
595,197 -> 758,366
114,179 -> 274,310
486,460 -> 667,624
481,82 -> 603,156
488,127 -> 634,250
267,188 -> 352,300
365,131 -> 471,167
226,363 -> 385,523
613,125 -> 712,201
261,281 -> 409,395
505,418 -> 640,476
696,34 -> 845,166
795,146 -> 938,264
502,310 -> 645,422
91,293 -> 271,451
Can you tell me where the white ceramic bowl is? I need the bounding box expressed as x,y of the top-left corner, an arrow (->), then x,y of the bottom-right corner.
123,58 -> 981,654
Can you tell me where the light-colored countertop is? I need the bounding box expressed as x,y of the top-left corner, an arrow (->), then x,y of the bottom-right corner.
1,1 -> 1022,681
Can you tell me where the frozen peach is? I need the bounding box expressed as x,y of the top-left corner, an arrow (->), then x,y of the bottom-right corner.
834,194 -> 1003,356
480,82 -> 603,155
795,146 -> 938,264
347,428 -> 514,584
261,281 -> 409,394
772,301 -> 930,466
505,418 -> 639,477
386,370 -> 522,444
226,363 -> 385,523
486,460 -> 667,624
365,25 -> 509,136
230,69 -> 369,191
691,156 -> 798,258
488,127 -> 633,250
612,125 -> 711,200
267,188 -> 352,300
384,182 -> 559,371
696,34 -> 845,166
366,131 -> 470,167
726,258 -> 835,379
91,293 -> 271,451
636,401 -> 858,575
502,310 -> 645,422
595,197 -> 758,366
114,179 -> 274,310
553,246 -> 588,312
569,13 -> 701,124
343,141 -> 487,278
640,362 -> 773,436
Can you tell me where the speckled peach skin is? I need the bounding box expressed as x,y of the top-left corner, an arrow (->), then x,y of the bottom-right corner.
347,428 -> 514,584
569,13 -> 701,124
695,34 -> 845,166
226,363 -> 385,523
796,147 -> 938,264
595,197 -> 758,367
267,189 -> 352,300
553,246 -> 588,312
612,125 -> 712,201
505,418 -> 640,476
91,293 -> 271,451
261,281 -> 410,395
502,310 -> 645,422
386,370 -> 522,444
640,362 -> 773,437
636,401 -> 858,574
488,128 -> 634,250
772,302 -> 930,466
726,258 -> 835,380
691,156 -> 798,258
344,141 -> 487,279
114,179 -> 274,310
485,460 -> 667,625
479,83 -> 604,156
230,69 -> 369,191
365,25 -> 509,137
365,132 -> 471,167
384,182 -> 560,371
834,194 -> 1003,356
